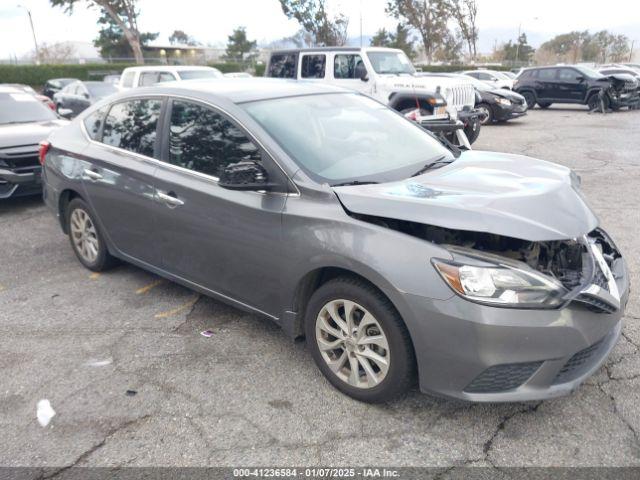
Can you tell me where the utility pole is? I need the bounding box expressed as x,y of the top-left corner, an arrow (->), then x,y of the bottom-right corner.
17,4 -> 39,63
630,40 -> 635,62
515,23 -> 522,64
359,0 -> 363,47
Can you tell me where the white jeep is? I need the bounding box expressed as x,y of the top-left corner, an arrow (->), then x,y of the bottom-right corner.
265,47 -> 480,147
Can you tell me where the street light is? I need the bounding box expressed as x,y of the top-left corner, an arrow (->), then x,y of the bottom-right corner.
17,4 -> 39,62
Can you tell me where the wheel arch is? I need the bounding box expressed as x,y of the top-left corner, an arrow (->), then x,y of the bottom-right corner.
58,188 -> 85,234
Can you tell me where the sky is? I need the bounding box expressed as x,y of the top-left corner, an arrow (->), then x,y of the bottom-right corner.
1,0 -> 639,59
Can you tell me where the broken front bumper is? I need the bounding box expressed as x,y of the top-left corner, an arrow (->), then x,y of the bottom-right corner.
399,231 -> 630,402
0,166 -> 42,199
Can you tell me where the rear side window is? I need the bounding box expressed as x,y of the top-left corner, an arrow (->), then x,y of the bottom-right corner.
121,71 -> 135,88
267,54 -> 297,78
83,107 -> 107,140
301,55 -> 326,78
167,100 -> 261,178
139,72 -> 159,86
101,99 -> 162,157
538,69 -> 556,80
158,72 -> 176,82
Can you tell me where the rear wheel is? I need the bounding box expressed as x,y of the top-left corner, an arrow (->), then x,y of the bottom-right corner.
521,91 -> 536,109
67,198 -> 117,271
305,277 -> 415,403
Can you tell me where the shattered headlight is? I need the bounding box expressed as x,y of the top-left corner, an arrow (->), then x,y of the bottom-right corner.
433,257 -> 568,309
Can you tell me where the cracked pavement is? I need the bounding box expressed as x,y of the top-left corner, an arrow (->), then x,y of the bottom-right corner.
0,105 -> 639,470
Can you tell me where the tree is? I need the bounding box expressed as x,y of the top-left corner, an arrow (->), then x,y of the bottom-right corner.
279,0 -> 349,46
225,27 -> 257,63
370,24 -> 416,59
51,0 -> 146,64
370,28 -> 393,47
33,42 -> 76,63
538,30 -> 631,64
386,0 -> 451,64
169,30 -> 197,46
93,8 -> 157,60
433,31 -> 463,63
450,0 -> 478,61
500,33 -> 535,63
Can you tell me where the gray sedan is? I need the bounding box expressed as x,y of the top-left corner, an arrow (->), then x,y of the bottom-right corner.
41,79 -> 629,403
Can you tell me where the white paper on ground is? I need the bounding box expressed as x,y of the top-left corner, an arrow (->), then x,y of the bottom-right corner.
37,399 -> 56,427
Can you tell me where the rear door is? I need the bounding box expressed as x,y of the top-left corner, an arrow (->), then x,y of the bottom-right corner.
535,68 -> 557,100
80,97 -> 163,265
152,98 -> 288,316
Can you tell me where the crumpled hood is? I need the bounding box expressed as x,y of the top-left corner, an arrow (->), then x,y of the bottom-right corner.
0,120 -> 68,149
333,151 -> 599,241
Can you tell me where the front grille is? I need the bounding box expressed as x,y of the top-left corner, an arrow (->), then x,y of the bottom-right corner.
444,84 -> 475,109
464,361 -> 543,393
552,337 -> 606,385
0,144 -> 39,170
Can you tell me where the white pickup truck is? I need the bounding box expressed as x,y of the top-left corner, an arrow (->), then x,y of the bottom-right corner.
264,47 -> 480,147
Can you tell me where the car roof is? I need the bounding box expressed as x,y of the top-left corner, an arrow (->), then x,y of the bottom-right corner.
122,65 -> 218,72
116,78 -> 351,104
270,46 -> 403,54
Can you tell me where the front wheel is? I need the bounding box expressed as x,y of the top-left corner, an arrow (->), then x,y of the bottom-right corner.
305,277 -> 416,403
476,103 -> 493,125
587,93 -> 610,111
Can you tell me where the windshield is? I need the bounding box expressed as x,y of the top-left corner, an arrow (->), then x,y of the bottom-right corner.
574,66 -> 604,79
0,92 -> 57,125
178,69 -> 223,80
366,51 -> 415,75
86,83 -> 118,98
242,93 -> 452,184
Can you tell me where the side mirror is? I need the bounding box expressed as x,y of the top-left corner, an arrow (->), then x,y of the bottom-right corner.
359,70 -> 369,82
219,161 -> 276,191
82,93 -> 90,99
57,108 -> 74,119
575,75 -> 585,82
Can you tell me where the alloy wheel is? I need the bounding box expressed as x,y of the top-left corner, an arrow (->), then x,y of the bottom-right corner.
315,299 -> 390,389
70,208 -> 99,264
477,105 -> 492,124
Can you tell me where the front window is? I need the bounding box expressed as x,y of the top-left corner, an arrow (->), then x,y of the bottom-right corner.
167,100 -> 261,178
177,69 -> 222,80
334,54 -> 366,79
574,65 -> 604,79
242,93 -> 451,185
0,92 -> 57,125
366,51 -> 415,75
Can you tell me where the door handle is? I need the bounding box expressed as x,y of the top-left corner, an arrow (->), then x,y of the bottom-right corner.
156,190 -> 184,207
83,168 -> 103,181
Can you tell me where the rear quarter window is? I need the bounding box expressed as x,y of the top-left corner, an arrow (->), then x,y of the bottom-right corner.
83,107 -> 108,140
267,54 -> 297,78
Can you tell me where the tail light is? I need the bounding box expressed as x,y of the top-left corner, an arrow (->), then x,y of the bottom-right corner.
38,141 -> 51,165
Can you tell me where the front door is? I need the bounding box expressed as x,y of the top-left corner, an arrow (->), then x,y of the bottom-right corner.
556,68 -> 586,102
152,98 -> 288,316
80,98 -> 162,266
330,53 -> 371,94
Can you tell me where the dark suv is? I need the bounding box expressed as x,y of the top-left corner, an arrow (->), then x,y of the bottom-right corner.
514,65 -> 638,110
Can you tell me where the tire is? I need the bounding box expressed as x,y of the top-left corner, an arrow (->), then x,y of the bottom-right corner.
521,91 -> 536,109
537,102 -> 552,109
476,103 -> 493,125
66,198 -> 117,272
587,93 -> 609,111
305,276 -> 416,403
464,120 -> 481,145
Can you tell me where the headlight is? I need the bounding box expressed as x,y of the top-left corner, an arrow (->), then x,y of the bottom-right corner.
432,258 -> 567,309
495,97 -> 511,106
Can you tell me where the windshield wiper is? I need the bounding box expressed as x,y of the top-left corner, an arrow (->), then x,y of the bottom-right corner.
411,155 -> 453,177
331,180 -> 379,187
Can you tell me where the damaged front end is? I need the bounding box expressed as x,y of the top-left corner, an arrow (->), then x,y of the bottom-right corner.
352,212 -> 624,313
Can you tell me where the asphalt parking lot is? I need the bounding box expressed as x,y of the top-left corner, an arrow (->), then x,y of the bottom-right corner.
1,105 -> 639,471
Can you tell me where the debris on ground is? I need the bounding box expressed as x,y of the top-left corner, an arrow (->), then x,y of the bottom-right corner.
125,389 -> 137,397
200,330 -> 214,338
36,399 -> 56,427
86,358 -> 113,367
